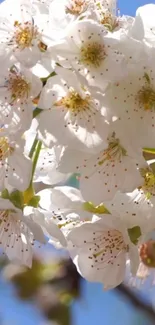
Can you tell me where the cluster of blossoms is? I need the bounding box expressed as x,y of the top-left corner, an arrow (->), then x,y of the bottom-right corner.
1,0 -> 155,290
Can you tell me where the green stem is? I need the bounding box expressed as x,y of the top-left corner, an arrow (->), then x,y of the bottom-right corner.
31,140 -> 42,179
24,140 -> 42,204
29,136 -> 38,159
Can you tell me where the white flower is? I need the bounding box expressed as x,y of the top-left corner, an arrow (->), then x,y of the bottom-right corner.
68,215 -> 139,289
0,135 -> 32,191
38,67 -> 110,148
0,198 -> 46,267
36,187 -> 93,247
130,4 -> 155,46
0,102 -> 30,137
60,0 -> 91,17
0,64 -> 42,106
38,186 -> 92,220
93,3 -> 134,34
34,145 -> 70,185
0,64 -> 42,131
50,19 -> 125,89
32,0 -> 54,15
68,190 -> 155,288
26,186 -> 88,253
0,0 -> 48,68
48,0 -> 118,39
127,239 -> 155,288
58,132 -> 146,204
47,0 -> 109,43
49,0 -> 91,27
105,191 -> 155,235
100,58 -> 155,149
96,0 -> 117,14
117,165 -> 155,220
24,205 -> 67,249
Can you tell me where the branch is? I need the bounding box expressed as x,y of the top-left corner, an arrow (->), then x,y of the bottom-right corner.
116,284 -> 155,321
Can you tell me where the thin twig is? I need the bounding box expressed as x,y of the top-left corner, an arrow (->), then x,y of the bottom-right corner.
116,284 -> 155,322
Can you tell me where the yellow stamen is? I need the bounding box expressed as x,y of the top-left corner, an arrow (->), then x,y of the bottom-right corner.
80,42 -> 106,68
140,167 -> 155,198
7,72 -> 30,102
0,137 -> 14,160
98,134 -> 127,166
93,249 -> 105,258
65,0 -> 87,15
14,21 -> 39,50
136,73 -> 155,111
100,12 -> 119,31
55,90 -> 90,113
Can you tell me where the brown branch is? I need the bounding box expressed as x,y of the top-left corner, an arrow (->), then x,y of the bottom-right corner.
116,284 -> 155,322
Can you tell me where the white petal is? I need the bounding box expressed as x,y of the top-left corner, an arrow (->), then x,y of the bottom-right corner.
0,198 -> 20,211
80,155 -> 143,204
34,209 -> 67,247
58,147 -> 90,173
38,75 -> 66,109
38,188 -> 60,212
23,216 -> 46,244
8,152 -> 32,191
51,186 -> 84,210
129,243 -> 139,276
34,146 -> 69,185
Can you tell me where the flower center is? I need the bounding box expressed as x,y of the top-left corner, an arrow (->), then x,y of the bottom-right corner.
139,168 -> 155,199
140,240 -> 155,268
0,210 -> 10,228
65,0 -> 87,15
87,229 -> 127,268
0,137 -> 14,160
100,12 -> 119,31
137,86 -> 155,111
98,133 -> 127,166
14,21 -> 39,49
7,70 -> 30,102
0,210 -> 9,221
80,42 -> 106,68
55,90 -> 90,113
136,73 -> 155,111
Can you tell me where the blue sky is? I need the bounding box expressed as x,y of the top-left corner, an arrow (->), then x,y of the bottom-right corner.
119,0 -> 154,15
0,0 -> 155,324
72,281 -> 152,325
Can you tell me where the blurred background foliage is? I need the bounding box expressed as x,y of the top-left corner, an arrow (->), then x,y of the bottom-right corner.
1,254 -> 81,325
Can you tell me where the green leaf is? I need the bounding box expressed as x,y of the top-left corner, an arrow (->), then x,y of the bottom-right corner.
83,202 -> 110,214
10,190 -> 24,210
143,147 -> 155,154
27,195 -> 40,208
1,189 -> 9,200
128,226 -> 141,245
33,108 -> 43,118
150,162 -> 155,174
